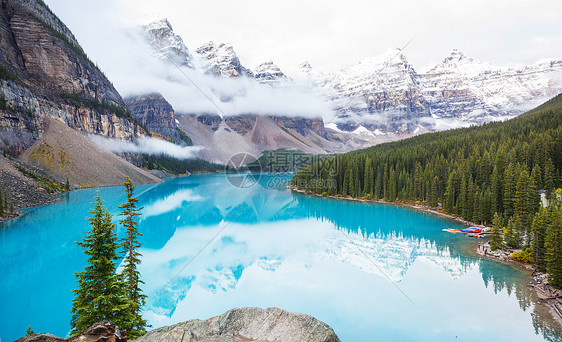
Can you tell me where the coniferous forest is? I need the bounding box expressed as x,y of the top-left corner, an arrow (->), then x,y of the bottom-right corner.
293,94 -> 562,284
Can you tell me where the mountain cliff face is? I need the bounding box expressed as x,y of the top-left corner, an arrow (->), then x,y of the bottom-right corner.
18,118 -> 160,187
0,0 -> 160,203
136,19 -> 353,161
125,93 -> 191,145
0,0 -> 122,103
0,0 -> 146,156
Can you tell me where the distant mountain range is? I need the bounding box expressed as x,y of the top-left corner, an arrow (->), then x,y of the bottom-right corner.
308,48 -> 562,133
137,18 -> 562,145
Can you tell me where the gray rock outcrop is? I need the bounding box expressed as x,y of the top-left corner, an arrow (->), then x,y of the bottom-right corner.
133,307 -> 340,342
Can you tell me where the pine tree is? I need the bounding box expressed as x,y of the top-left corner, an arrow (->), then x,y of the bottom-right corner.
429,176 -> 439,208
444,171 -> 456,213
473,188 -> 482,224
505,216 -> 522,248
514,169 -> 529,219
118,178 -> 147,339
348,168 -> 354,196
490,212 -> 504,251
459,174 -> 468,218
364,157 -> 373,196
532,208 -> 548,271
527,166 -> 541,223
491,166 -> 502,214
545,206 -> 562,287
70,193 -> 129,335
374,169 -> 382,200
388,166 -> 396,201
0,189 -> 4,217
503,163 -> 516,218
545,158 -> 555,198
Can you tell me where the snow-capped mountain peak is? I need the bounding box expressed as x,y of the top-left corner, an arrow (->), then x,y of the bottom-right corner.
299,61 -> 312,75
141,18 -> 194,68
195,41 -> 253,78
254,61 -> 287,84
446,49 -> 469,61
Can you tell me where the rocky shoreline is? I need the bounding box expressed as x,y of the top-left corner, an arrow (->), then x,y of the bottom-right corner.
288,186 -> 488,229
0,155 -> 61,222
475,241 -> 562,327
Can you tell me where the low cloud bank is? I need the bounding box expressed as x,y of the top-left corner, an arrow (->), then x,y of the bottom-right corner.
90,135 -> 203,160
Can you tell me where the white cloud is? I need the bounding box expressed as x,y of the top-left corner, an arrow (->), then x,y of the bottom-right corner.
143,189 -> 203,218
45,0 -> 562,76
89,135 -> 204,160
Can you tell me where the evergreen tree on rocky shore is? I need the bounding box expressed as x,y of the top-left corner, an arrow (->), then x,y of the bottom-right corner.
70,194 -> 129,335
118,178 -> 147,339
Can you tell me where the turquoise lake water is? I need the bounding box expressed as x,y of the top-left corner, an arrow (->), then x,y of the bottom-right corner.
1,174 -> 561,341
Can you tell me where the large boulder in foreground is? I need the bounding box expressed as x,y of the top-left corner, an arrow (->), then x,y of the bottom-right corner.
134,307 -> 340,342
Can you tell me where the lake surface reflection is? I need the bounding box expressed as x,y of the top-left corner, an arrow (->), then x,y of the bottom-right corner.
1,174 -> 560,341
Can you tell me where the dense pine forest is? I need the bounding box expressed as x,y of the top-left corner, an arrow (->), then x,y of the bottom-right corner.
293,94 -> 562,283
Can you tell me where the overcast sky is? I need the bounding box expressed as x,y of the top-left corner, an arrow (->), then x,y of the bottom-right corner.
45,0 -> 562,76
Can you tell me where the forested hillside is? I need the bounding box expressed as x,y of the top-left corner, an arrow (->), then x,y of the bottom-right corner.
293,93 -> 562,250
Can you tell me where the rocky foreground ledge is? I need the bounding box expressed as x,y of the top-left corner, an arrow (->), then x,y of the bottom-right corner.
16,307 -> 340,342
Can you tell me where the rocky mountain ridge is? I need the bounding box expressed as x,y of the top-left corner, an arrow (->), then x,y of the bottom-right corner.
136,18 -> 387,161
307,48 -> 562,132
138,17 -> 561,139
